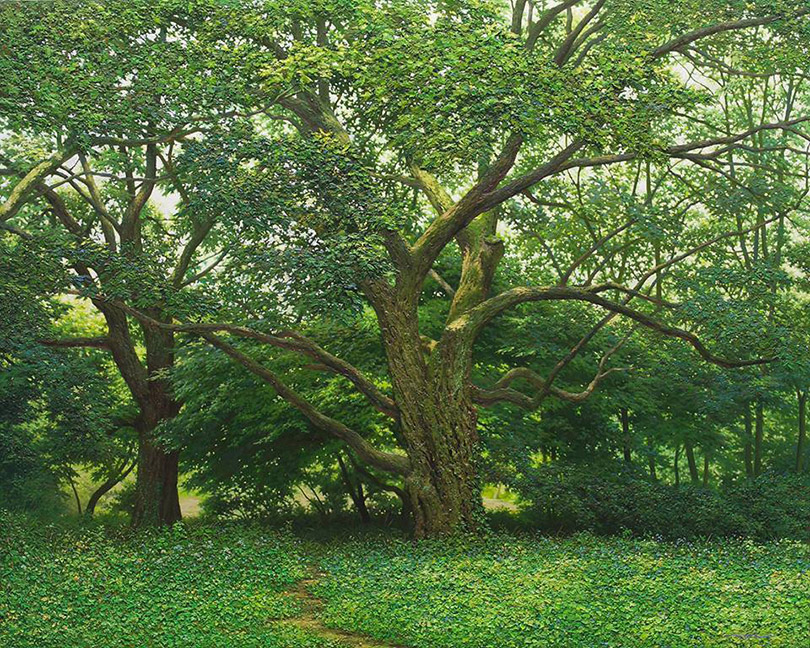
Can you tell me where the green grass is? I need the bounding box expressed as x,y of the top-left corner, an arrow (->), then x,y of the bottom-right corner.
315,534 -> 810,648
2,514 -> 808,648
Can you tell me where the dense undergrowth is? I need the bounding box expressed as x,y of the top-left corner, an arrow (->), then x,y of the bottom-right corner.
2,512 -> 808,648
507,464 -> 810,541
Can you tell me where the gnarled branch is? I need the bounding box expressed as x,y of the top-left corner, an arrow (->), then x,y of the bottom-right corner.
463,285 -> 769,369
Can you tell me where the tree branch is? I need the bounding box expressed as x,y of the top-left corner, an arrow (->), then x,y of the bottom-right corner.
201,332 -> 410,476
463,286 -> 770,369
652,9 -> 810,59
108,301 -> 399,419
0,143 -> 79,223
39,336 -> 111,350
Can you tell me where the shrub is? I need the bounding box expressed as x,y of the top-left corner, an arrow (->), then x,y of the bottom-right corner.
511,461 -> 809,541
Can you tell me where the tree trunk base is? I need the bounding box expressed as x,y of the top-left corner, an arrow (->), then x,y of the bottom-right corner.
131,442 -> 181,527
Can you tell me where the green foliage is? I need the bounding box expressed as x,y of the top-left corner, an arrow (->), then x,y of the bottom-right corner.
165,317 -> 403,521
0,0 -> 265,139
177,130 -> 399,319
512,461 -> 810,541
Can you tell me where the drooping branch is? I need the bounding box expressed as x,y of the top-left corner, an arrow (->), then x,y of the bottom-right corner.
39,336 -> 112,350
651,9 -> 810,59
201,332 -> 410,476
494,213 -> 786,391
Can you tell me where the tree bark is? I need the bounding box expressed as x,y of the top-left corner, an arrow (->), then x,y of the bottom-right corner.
131,433 -> 181,527
647,437 -> 657,480
796,390 -> 807,473
754,400 -> 764,477
129,322 -> 182,526
373,293 -> 483,537
620,407 -> 631,463
685,442 -> 700,483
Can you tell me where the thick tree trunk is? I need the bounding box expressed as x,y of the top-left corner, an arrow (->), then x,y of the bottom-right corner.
685,442 -> 700,483
374,295 -> 482,537
130,323 -> 182,527
754,400 -> 764,477
398,396 -> 481,537
131,429 -> 181,527
100,306 -> 182,527
796,390 -> 807,474
620,407 -> 631,463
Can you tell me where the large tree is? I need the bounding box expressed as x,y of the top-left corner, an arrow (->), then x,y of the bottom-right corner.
3,0 -> 810,535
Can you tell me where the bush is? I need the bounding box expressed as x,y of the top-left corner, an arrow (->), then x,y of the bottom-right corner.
0,431 -> 64,516
511,461 -> 809,541
725,472 -> 810,540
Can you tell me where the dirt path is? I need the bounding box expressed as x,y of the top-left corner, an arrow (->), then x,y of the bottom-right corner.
282,569 -> 409,648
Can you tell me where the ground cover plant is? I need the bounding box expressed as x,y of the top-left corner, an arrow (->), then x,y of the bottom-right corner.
0,514 -> 334,648
315,533 -> 810,647
2,515 -> 808,648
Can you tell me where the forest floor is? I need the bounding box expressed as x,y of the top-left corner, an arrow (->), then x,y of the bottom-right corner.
1,514 -> 808,648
